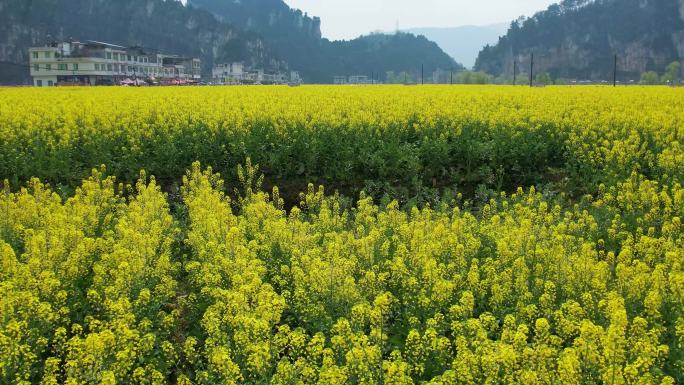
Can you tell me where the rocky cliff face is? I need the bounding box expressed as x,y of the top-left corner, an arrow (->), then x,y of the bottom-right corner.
0,0 -> 459,84
188,0 -> 460,83
475,0 -> 684,80
188,0 -> 323,76
0,0 -> 273,84
188,0 -> 322,41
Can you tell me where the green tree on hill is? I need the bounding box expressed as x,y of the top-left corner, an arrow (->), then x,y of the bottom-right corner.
535,72 -> 553,85
458,71 -> 491,84
661,61 -> 681,84
386,71 -> 415,84
640,71 -> 660,85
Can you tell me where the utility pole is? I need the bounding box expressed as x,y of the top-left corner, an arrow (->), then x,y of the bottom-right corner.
421,64 -> 424,85
529,53 -> 534,87
613,54 -> 617,87
450,68 -> 453,85
513,61 -> 517,86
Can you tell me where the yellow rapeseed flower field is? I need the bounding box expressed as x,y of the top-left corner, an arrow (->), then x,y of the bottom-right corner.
0,85 -> 682,384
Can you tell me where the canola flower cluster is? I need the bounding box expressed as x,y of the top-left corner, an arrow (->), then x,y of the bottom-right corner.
0,86 -> 683,384
0,86 -> 682,197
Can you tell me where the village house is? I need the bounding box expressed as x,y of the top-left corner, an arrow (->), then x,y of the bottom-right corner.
29,40 -> 201,86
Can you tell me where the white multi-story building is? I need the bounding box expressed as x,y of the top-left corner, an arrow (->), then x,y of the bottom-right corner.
348,75 -> 370,84
212,62 -> 301,85
29,40 -> 201,87
212,62 -> 245,84
289,71 -> 302,84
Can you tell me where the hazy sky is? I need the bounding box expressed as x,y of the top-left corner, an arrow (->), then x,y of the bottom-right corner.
285,0 -> 558,40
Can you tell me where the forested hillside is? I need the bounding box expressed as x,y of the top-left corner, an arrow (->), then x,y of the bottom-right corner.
0,0 -> 459,84
475,0 -> 684,80
189,0 -> 462,82
0,0 -> 276,84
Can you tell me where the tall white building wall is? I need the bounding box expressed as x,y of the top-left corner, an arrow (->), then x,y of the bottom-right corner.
33,76 -> 58,87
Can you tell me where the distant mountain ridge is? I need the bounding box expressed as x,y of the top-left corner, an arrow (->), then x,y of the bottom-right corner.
475,0 -> 684,80
406,24 -> 508,69
0,0 -> 461,84
188,0 -> 463,82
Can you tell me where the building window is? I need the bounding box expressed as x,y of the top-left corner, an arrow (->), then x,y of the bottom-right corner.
33,64 -> 39,72
45,64 -> 51,71
73,63 -> 78,71
36,80 -> 43,87
47,80 -> 54,86
127,55 -> 132,61
95,64 -> 100,71
107,64 -> 112,71
32,52 -> 39,59
58,63 -> 67,71
44,52 -> 51,58
106,52 -> 112,60
113,53 -> 119,61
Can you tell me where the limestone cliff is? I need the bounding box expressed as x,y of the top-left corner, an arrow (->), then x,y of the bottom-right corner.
0,0 -> 272,84
475,0 -> 684,80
